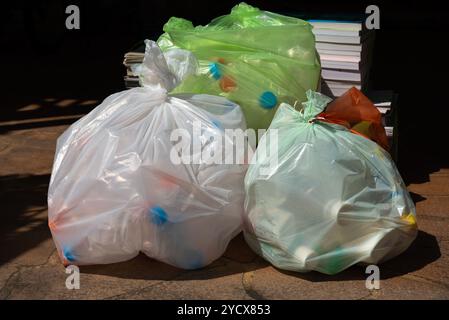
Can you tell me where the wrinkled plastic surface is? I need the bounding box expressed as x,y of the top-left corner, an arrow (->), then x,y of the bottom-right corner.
131,44 -> 199,88
243,91 -> 417,275
157,2 -> 321,131
48,41 -> 247,269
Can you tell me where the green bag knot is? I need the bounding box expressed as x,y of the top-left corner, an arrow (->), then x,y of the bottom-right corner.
300,90 -> 332,123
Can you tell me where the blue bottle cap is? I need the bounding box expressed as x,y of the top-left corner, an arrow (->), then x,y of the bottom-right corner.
209,62 -> 222,80
149,206 -> 168,226
259,91 -> 277,109
63,247 -> 76,262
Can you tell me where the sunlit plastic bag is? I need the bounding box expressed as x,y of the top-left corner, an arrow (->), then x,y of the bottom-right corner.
244,89 -> 417,275
157,2 -> 321,131
48,40 -> 247,269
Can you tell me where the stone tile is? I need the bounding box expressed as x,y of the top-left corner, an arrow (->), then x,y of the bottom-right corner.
0,263 -> 19,292
429,168 -> 449,176
9,130 -> 59,150
6,238 -> 56,267
0,145 -> 54,175
408,176 -> 449,196
116,260 -> 258,300
0,138 -> 18,156
411,251 -> 449,287
366,276 -> 449,300
2,265 -> 142,299
246,266 -> 371,300
415,196 -> 449,218
0,126 -> 62,176
2,254 -> 187,299
80,253 -> 188,283
119,274 -> 250,300
382,239 -> 449,287
47,249 -> 64,266
0,265 -> 63,299
416,216 -> 449,241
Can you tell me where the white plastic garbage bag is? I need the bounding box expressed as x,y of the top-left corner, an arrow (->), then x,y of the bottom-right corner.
243,90 -> 417,275
48,40 -> 247,269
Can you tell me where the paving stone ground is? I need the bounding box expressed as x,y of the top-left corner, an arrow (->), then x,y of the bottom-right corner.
1,102 -> 448,300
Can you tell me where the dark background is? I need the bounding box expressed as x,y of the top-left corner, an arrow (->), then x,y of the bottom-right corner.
1,0 -> 448,183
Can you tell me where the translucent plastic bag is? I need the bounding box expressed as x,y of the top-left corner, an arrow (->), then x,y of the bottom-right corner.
48,40 -> 247,269
244,90 -> 417,275
157,2 -> 321,131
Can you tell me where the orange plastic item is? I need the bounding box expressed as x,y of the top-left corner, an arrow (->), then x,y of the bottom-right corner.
220,75 -> 237,92
48,220 -> 57,231
317,87 -> 389,151
217,57 -> 227,65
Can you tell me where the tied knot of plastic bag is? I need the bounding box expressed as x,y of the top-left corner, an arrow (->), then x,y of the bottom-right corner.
131,40 -> 199,95
300,90 -> 332,122
307,88 -> 390,151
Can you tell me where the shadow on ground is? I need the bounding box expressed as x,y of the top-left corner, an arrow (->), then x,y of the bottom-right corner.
80,233 -> 268,281
0,174 -> 52,266
79,230 -> 439,282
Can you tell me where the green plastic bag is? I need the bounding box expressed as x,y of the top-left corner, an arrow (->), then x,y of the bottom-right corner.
157,2 -> 321,131
244,91 -> 417,275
